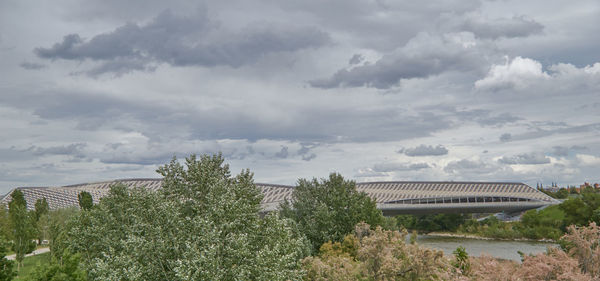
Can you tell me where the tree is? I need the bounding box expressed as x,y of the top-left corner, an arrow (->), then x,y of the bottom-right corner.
280,173 -> 384,253
0,237 -> 16,281
67,153 -> 309,281
8,190 -> 36,270
34,198 -> 49,245
0,206 -> 9,240
29,251 -> 87,281
34,198 -> 49,222
77,192 -> 93,211
47,208 -> 79,262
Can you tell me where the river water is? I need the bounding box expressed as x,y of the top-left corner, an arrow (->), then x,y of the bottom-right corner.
408,234 -> 558,262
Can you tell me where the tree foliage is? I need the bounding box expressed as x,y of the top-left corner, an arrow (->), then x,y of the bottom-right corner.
559,188 -> 600,227
397,214 -> 468,233
0,206 -> 9,240
66,153 -> 309,281
8,190 -> 36,269
517,205 -> 566,240
280,173 -> 384,253
34,198 -> 49,222
34,198 -> 50,245
0,237 -> 15,281
77,192 -> 93,211
29,251 -> 87,281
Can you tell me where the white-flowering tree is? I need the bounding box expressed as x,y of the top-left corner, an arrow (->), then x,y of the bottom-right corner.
67,153 -> 309,281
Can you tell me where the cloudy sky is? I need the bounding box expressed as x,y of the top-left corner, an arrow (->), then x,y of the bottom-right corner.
1,0 -> 599,193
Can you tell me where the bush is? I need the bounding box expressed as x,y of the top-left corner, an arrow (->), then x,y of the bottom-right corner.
280,173 -> 383,254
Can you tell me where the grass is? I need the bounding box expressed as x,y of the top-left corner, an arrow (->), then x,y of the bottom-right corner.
13,252 -> 51,281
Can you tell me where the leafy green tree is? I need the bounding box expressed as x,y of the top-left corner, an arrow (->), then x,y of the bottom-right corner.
280,173 -> 384,253
67,154 -> 309,281
8,190 -> 36,270
29,251 -> 87,281
34,198 -> 49,222
518,205 -> 566,239
34,198 -> 49,245
556,188 -> 569,199
77,192 -> 93,211
0,206 -> 9,240
560,189 -> 600,227
0,237 -> 16,281
47,207 -> 79,262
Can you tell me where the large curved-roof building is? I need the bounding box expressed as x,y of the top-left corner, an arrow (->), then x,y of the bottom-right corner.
0,179 -> 558,215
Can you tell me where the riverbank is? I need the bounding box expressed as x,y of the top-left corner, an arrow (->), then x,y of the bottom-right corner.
425,231 -> 556,243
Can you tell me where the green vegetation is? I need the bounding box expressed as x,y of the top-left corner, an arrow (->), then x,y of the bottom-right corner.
0,237 -> 16,281
27,251 -> 86,281
398,187 -> 600,241
8,190 -> 36,270
458,216 -> 522,239
280,173 -> 384,254
34,199 -> 49,246
540,187 -> 570,199
452,246 -> 470,275
13,253 -> 50,281
396,214 -> 468,233
64,154 -> 309,280
76,192 -> 93,211
4,154 -> 600,280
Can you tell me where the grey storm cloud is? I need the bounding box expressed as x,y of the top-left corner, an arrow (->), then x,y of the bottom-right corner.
400,145 -> 448,157
275,146 -> 289,159
22,143 -> 87,160
297,143 -> 317,161
499,133 -> 512,142
552,146 -> 569,157
462,16 -> 543,39
0,86 -> 455,144
372,162 -> 430,172
443,13 -> 544,39
498,152 -> 551,165
19,62 -> 46,70
552,145 -> 588,157
348,54 -> 364,65
310,32 -> 490,89
35,9 -> 330,75
453,109 -> 521,127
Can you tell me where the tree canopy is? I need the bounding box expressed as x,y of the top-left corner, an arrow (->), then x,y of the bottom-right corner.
8,190 -> 36,269
280,173 -> 384,253
0,237 -> 15,281
66,153 -> 309,281
77,192 -> 93,211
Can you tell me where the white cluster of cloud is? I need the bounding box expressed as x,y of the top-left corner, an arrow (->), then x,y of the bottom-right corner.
1,0 -> 600,193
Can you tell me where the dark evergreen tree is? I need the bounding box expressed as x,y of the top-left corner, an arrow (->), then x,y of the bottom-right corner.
77,192 -> 93,211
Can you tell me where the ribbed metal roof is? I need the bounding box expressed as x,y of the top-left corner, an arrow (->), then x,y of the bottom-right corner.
0,179 -> 555,210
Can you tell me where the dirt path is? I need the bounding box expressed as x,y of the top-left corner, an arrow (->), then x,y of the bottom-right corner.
6,247 -> 50,260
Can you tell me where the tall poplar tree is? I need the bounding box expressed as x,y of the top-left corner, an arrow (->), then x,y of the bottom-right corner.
8,190 -> 36,270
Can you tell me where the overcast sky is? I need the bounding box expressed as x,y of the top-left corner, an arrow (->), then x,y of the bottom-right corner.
1,0 -> 599,194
